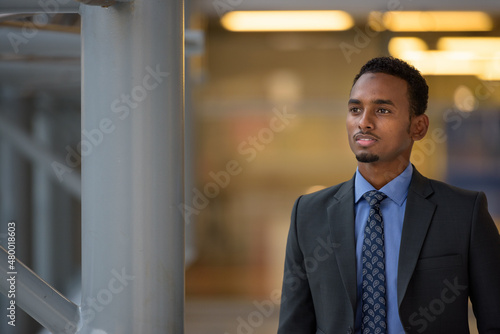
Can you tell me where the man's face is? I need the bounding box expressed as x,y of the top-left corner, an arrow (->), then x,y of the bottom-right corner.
346,72 -> 415,166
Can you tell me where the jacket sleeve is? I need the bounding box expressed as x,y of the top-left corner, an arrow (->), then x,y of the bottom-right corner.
469,192 -> 500,333
277,196 -> 317,334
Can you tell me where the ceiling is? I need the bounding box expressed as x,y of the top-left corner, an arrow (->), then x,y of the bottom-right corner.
200,0 -> 500,18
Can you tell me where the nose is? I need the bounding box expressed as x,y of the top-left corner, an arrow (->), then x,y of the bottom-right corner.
358,110 -> 374,131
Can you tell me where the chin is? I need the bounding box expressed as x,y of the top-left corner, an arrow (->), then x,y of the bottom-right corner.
355,153 -> 380,163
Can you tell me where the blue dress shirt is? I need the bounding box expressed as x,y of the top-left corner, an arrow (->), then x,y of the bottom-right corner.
354,164 -> 413,334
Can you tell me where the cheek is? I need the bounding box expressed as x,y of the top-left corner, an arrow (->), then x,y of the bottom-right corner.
385,127 -> 411,147
346,118 -> 357,133
394,130 -> 413,148
388,120 -> 411,137
345,123 -> 352,136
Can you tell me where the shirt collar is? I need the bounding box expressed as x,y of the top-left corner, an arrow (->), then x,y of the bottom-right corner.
354,164 -> 413,207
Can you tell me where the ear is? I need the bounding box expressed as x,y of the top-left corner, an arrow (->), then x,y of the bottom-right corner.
411,114 -> 429,141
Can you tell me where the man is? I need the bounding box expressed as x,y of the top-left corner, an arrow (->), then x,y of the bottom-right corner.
277,57 -> 500,334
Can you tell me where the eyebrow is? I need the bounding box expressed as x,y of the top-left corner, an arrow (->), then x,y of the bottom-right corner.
373,99 -> 395,106
347,98 -> 396,106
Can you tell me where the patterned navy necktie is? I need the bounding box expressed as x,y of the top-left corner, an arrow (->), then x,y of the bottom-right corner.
361,190 -> 388,334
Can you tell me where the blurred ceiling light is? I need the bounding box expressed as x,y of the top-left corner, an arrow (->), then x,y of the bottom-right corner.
389,37 -> 500,80
400,50 -> 481,76
476,55 -> 500,81
438,38 -> 500,80
220,10 -> 354,32
382,11 -> 493,32
438,37 -> 500,56
477,73 -> 500,81
388,37 -> 428,58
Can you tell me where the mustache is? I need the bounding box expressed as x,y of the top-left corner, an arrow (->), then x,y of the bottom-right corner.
353,131 -> 381,140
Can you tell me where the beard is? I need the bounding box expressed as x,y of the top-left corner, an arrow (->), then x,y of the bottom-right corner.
355,153 -> 380,163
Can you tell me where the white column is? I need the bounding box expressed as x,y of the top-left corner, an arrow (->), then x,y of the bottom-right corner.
80,0 -> 185,332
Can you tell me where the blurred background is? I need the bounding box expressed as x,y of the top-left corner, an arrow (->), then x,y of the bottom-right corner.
0,0 -> 499,333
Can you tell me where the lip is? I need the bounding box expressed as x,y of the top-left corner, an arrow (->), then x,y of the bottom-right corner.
354,133 -> 379,147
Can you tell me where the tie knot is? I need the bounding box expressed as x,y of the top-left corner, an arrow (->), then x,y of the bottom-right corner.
363,190 -> 387,207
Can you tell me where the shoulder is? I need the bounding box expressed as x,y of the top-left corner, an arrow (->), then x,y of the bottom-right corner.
428,178 -> 479,198
294,178 -> 354,213
410,169 -> 483,205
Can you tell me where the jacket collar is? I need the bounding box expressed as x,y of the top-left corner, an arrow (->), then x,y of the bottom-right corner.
397,167 -> 436,306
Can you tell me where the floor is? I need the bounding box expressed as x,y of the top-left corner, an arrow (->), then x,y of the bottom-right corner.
186,299 -> 279,334
185,299 -> 479,334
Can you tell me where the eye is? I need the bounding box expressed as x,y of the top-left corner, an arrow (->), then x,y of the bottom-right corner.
377,108 -> 390,114
349,107 -> 361,113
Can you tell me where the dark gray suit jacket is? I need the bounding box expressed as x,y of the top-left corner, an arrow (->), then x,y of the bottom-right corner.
278,168 -> 500,334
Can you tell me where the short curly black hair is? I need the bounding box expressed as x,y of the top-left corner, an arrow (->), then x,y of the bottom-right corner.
352,57 -> 429,116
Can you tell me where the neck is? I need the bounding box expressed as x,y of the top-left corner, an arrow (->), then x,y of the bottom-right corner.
358,159 -> 410,190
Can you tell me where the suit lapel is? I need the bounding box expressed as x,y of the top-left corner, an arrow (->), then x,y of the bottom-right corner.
328,176 -> 357,313
397,168 -> 436,307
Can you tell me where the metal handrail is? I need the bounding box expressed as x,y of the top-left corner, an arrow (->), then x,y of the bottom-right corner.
0,245 -> 80,333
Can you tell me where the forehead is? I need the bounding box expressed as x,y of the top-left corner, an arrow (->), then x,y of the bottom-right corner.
350,72 -> 409,104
